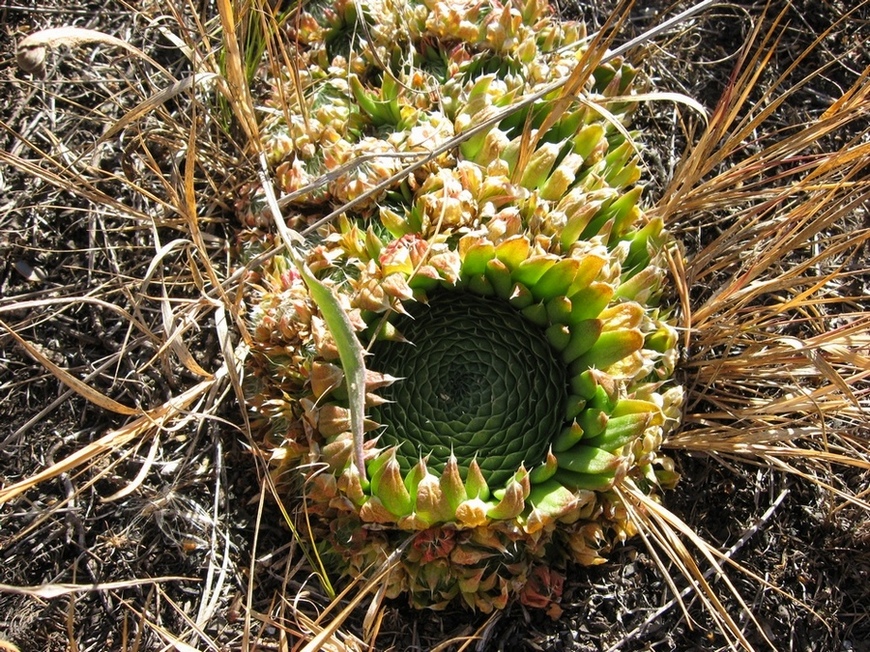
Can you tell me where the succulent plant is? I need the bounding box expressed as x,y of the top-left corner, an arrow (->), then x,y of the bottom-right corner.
242,0 -> 683,611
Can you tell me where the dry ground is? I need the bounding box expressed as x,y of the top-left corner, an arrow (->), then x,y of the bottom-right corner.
1,1 -> 869,650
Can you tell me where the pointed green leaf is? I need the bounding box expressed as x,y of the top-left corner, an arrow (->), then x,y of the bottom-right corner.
461,240 -> 496,277
494,236 -> 531,270
555,445 -> 620,474
485,258 -> 514,299
512,255 -> 557,287
572,328 -> 644,370
561,319 -> 602,364
531,258 -> 580,301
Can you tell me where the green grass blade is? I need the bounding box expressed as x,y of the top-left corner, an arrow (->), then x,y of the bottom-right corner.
256,155 -> 368,483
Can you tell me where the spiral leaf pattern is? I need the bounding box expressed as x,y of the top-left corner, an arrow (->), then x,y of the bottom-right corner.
372,292 -> 566,486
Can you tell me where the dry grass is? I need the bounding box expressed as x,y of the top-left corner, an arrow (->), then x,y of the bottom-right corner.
1,0 -> 868,650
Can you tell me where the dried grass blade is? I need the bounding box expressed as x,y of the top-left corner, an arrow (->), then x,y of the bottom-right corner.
0,317 -> 138,416
0,639 -> 20,652
300,549 -> 405,652
606,0 -> 718,62
215,0 -> 259,142
777,336 -> 862,408
153,585 -> 222,652
182,106 -> 231,303
100,434 -> 161,502
608,488 -> 813,651
526,3 -> 625,157
16,27 -> 174,79
0,297 -> 150,335
160,299 -> 213,379
215,303 -> 250,421
605,91 -> 708,123
0,379 -> 214,504
97,73 -> 218,146
622,483 -> 771,649
0,577 -> 193,599
144,622 -> 201,652
0,147 -> 154,221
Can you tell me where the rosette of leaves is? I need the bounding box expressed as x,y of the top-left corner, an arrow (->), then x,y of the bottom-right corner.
243,0 -> 683,611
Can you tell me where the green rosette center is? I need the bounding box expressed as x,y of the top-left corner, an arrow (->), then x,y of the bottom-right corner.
371,292 -> 567,486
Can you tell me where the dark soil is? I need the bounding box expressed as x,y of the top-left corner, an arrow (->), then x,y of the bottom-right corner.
1,1 -> 868,651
